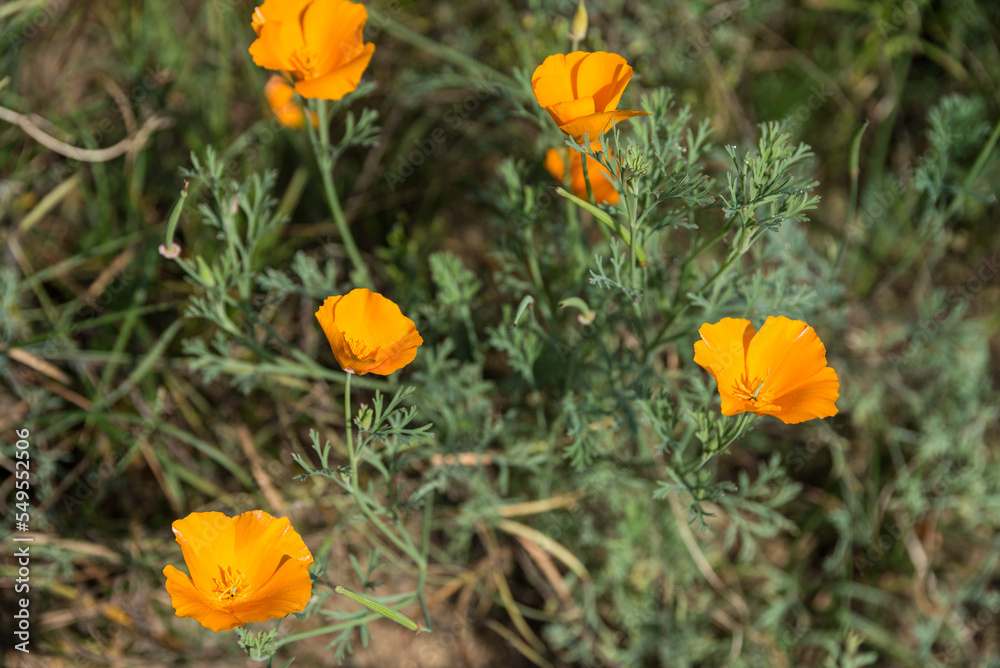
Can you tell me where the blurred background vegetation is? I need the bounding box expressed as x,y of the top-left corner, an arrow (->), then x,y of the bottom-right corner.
1,0 -> 999,666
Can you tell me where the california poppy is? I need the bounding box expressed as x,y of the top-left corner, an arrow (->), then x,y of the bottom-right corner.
249,0 -> 375,101
693,316 -> 839,424
265,75 -> 317,129
163,510 -> 314,632
531,51 -> 650,143
316,289 -> 423,375
545,147 -> 620,205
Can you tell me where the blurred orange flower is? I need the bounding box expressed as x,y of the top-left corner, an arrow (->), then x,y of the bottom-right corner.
163,510 -> 314,632
316,288 -> 423,375
249,0 -> 375,101
544,147 -> 620,205
693,316 -> 839,424
265,75 -> 317,129
532,51 -> 650,142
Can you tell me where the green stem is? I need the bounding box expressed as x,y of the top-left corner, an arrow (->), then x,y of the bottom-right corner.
307,99 -> 372,288
646,246 -> 741,357
461,305 -> 483,365
334,585 -> 420,631
580,147 -> 596,205
836,120 -> 869,274
522,224 -> 552,324
274,612 -> 383,648
561,152 -> 588,275
343,375 -> 422,561
346,372 -> 356,477
565,192 -> 587,275
681,412 -> 754,477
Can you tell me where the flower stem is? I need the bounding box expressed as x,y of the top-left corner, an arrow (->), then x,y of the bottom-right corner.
343,375 -> 422,561
274,612 -> 384,648
580,146 -> 596,205
345,372 -> 356,477
307,99 -> 372,288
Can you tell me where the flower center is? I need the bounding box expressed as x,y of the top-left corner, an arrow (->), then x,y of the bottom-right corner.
733,370 -> 772,405
345,335 -> 377,361
289,48 -> 321,80
211,565 -> 250,601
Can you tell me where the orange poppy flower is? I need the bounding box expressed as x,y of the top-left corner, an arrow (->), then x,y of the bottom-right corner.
544,146 -> 620,205
249,0 -> 375,101
162,510 -> 314,632
693,316 -> 839,424
315,288 -> 423,375
532,51 -> 650,143
264,75 -> 318,129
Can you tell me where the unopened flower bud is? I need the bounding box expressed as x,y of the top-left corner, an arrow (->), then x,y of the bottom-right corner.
196,256 -> 215,287
569,0 -> 588,41
357,405 -> 373,432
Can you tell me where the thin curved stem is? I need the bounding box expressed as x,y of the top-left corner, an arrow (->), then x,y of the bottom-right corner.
306,99 -> 372,288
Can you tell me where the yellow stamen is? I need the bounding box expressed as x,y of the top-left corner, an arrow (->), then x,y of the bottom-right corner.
211,565 -> 250,601
733,371 -> 770,404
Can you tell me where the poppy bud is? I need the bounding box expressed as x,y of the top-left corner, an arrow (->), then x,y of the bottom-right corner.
569,0 -> 588,42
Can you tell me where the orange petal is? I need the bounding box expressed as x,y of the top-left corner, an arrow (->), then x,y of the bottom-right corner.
531,52 -> 589,107
544,96 -> 597,129
231,557 -> 313,623
694,318 -> 755,403
249,22 -> 292,72
274,17 -> 308,75
251,0 -> 310,37
316,295 -> 356,372
336,289 -> 418,356
171,512 -> 236,593
234,511 -> 313,588
746,316 -> 831,398
770,365 -> 840,424
302,0 -> 368,73
600,66 -> 634,115
265,75 -> 306,129
315,295 -> 344,346
544,148 -> 567,181
365,329 -> 424,375
316,290 -> 422,375
254,0 -> 311,24
265,75 -> 296,108
573,52 -> 631,112
164,565 -> 243,632
532,73 -> 574,110
546,147 -> 619,205
558,109 -> 650,143
294,42 -> 375,100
